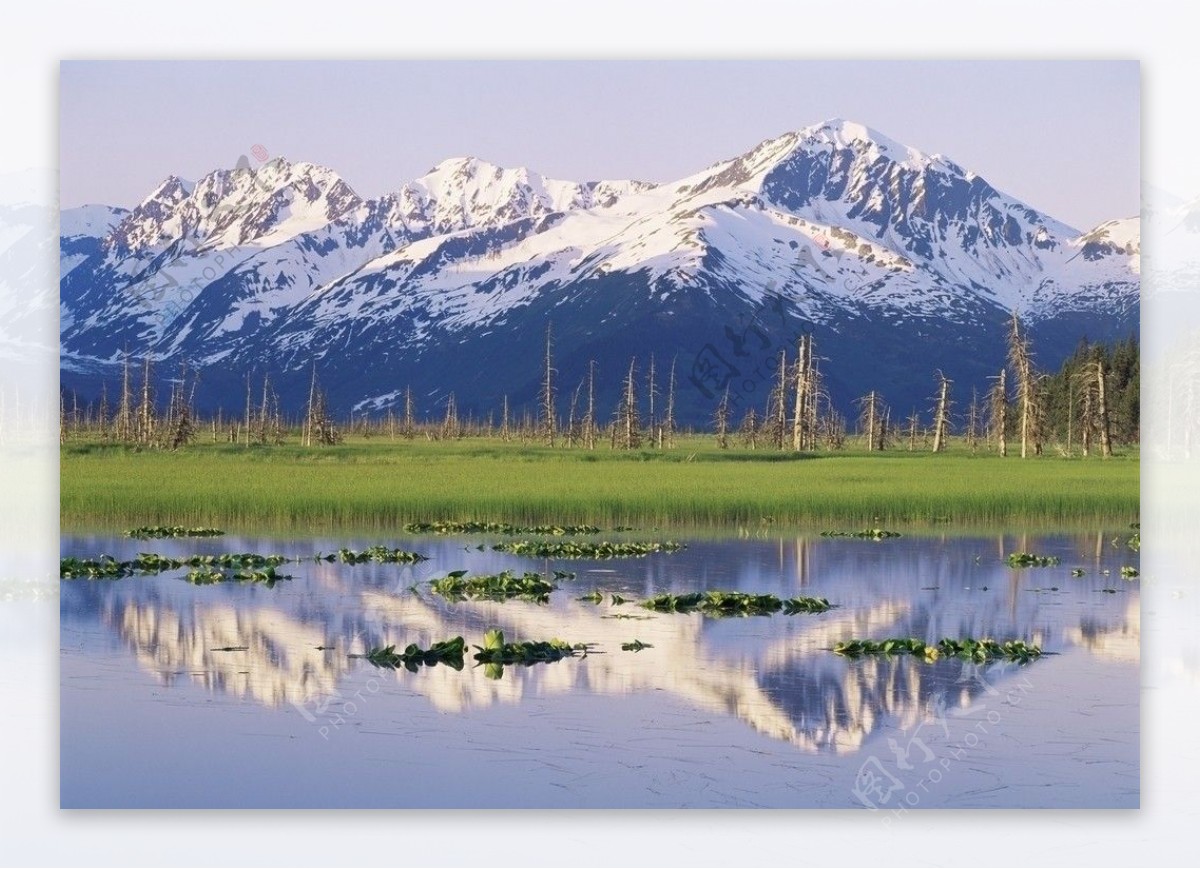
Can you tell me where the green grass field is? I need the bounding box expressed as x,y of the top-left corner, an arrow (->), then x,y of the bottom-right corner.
59,435 -> 1139,532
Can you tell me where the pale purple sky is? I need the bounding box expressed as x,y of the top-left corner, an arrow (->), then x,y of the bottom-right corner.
60,60 -> 1139,231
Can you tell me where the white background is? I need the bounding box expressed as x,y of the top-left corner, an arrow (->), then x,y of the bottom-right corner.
2,1 -> 1196,866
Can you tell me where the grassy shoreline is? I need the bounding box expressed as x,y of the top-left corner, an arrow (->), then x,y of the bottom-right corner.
60,437 -> 1139,531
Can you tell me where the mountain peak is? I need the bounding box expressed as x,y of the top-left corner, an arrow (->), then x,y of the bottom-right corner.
796,118 -> 930,171
144,175 -> 194,204
423,155 -> 504,180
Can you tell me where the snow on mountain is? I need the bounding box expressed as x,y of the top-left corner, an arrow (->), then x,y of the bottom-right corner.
60,203 -> 128,241
60,204 -> 129,285
393,156 -> 655,234
103,158 -> 362,262
60,120 -> 1139,419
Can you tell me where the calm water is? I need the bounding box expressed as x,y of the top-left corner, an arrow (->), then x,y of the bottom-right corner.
60,530 -> 1139,809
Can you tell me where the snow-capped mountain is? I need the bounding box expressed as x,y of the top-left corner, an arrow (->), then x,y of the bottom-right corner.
60,120 -> 1139,423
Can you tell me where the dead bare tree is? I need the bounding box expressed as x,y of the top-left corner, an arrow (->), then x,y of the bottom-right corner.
403,386 -> 416,439
441,392 -> 460,440
613,357 -> 640,450
646,354 -> 658,447
166,362 -> 196,449
303,366 -> 341,446
1076,356 -> 1114,458
931,371 -> 952,453
97,383 -> 110,441
582,360 -> 598,450
713,384 -> 731,449
739,407 -> 760,450
566,379 -> 583,448
856,390 -> 886,451
661,356 -> 677,449
539,323 -> 556,446
821,408 -> 846,451
255,373 -> 272,445
136,355 -> 157,446
965,387 -> 981,452
1007,313 -> 1041,458
905,411 -> 920,452
988,368 -> 1008,457
791,334 -> 817,451
1094,357 -> 1113,458
765,349 -> 790,450
116,352 -> 134,443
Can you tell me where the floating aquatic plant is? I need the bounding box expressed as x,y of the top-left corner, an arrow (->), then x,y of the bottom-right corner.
124,525 -> 225,539
185,565 -> 292,586
403,521 -> 602,536
471,629 -> 595,677
639,590 -> 833,617
621,640 -> 653,652
820,529 -> 901,540
492,540 -> 684,559
331,546 -> 427,564
360,637 -> 467,671
1005,552 -> 1061,568
429,570 -> 557,602
61,552 -> 290,579
833,637 -> 1043,664
1120,566 -> 1139,579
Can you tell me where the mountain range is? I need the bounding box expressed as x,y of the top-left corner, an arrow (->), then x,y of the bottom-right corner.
59,119 -> 1139,426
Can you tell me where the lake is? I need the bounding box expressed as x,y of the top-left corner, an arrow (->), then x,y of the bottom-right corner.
60,528 -> 1139,809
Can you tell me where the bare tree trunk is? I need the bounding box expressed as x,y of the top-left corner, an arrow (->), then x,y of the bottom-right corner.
584,360 -> 597,450
566,381 -> 582,448
647,354 -> 657,448
1066,381 -> 1073,456
258,373 -> 270,445
1007,313 -> 1038,459
98,383 -> 109,440
1096,358 -> 1113,458
303,366 -> 316,447
791,335 -> 809,451
403,386 -> 415,440
663,356 -> 677,449
992,369 -> 1008,458
1081,380 -> 1092,457
616,358 -> 640,450
117,352 -> 133,443
931,372 -> 951,453
540,323 -> 556,447
714,384 -> 731,449
858,391 -> 883,452
244,370 -> 253,448
137,355 -> 156,446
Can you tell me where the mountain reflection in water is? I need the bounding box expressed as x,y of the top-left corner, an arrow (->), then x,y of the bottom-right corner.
61,531 -> 1139,756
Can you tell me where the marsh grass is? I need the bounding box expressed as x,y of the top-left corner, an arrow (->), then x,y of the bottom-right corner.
61,436 -> 1139,530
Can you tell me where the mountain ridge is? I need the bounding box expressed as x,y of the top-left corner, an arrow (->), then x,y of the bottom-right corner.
60,119 -> 1139,425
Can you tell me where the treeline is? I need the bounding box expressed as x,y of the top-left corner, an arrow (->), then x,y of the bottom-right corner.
1040,335 -> 1139,449
60,319 -> 1139,457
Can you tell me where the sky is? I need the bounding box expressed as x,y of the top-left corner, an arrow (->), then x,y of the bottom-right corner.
59,60 -> 1140,231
